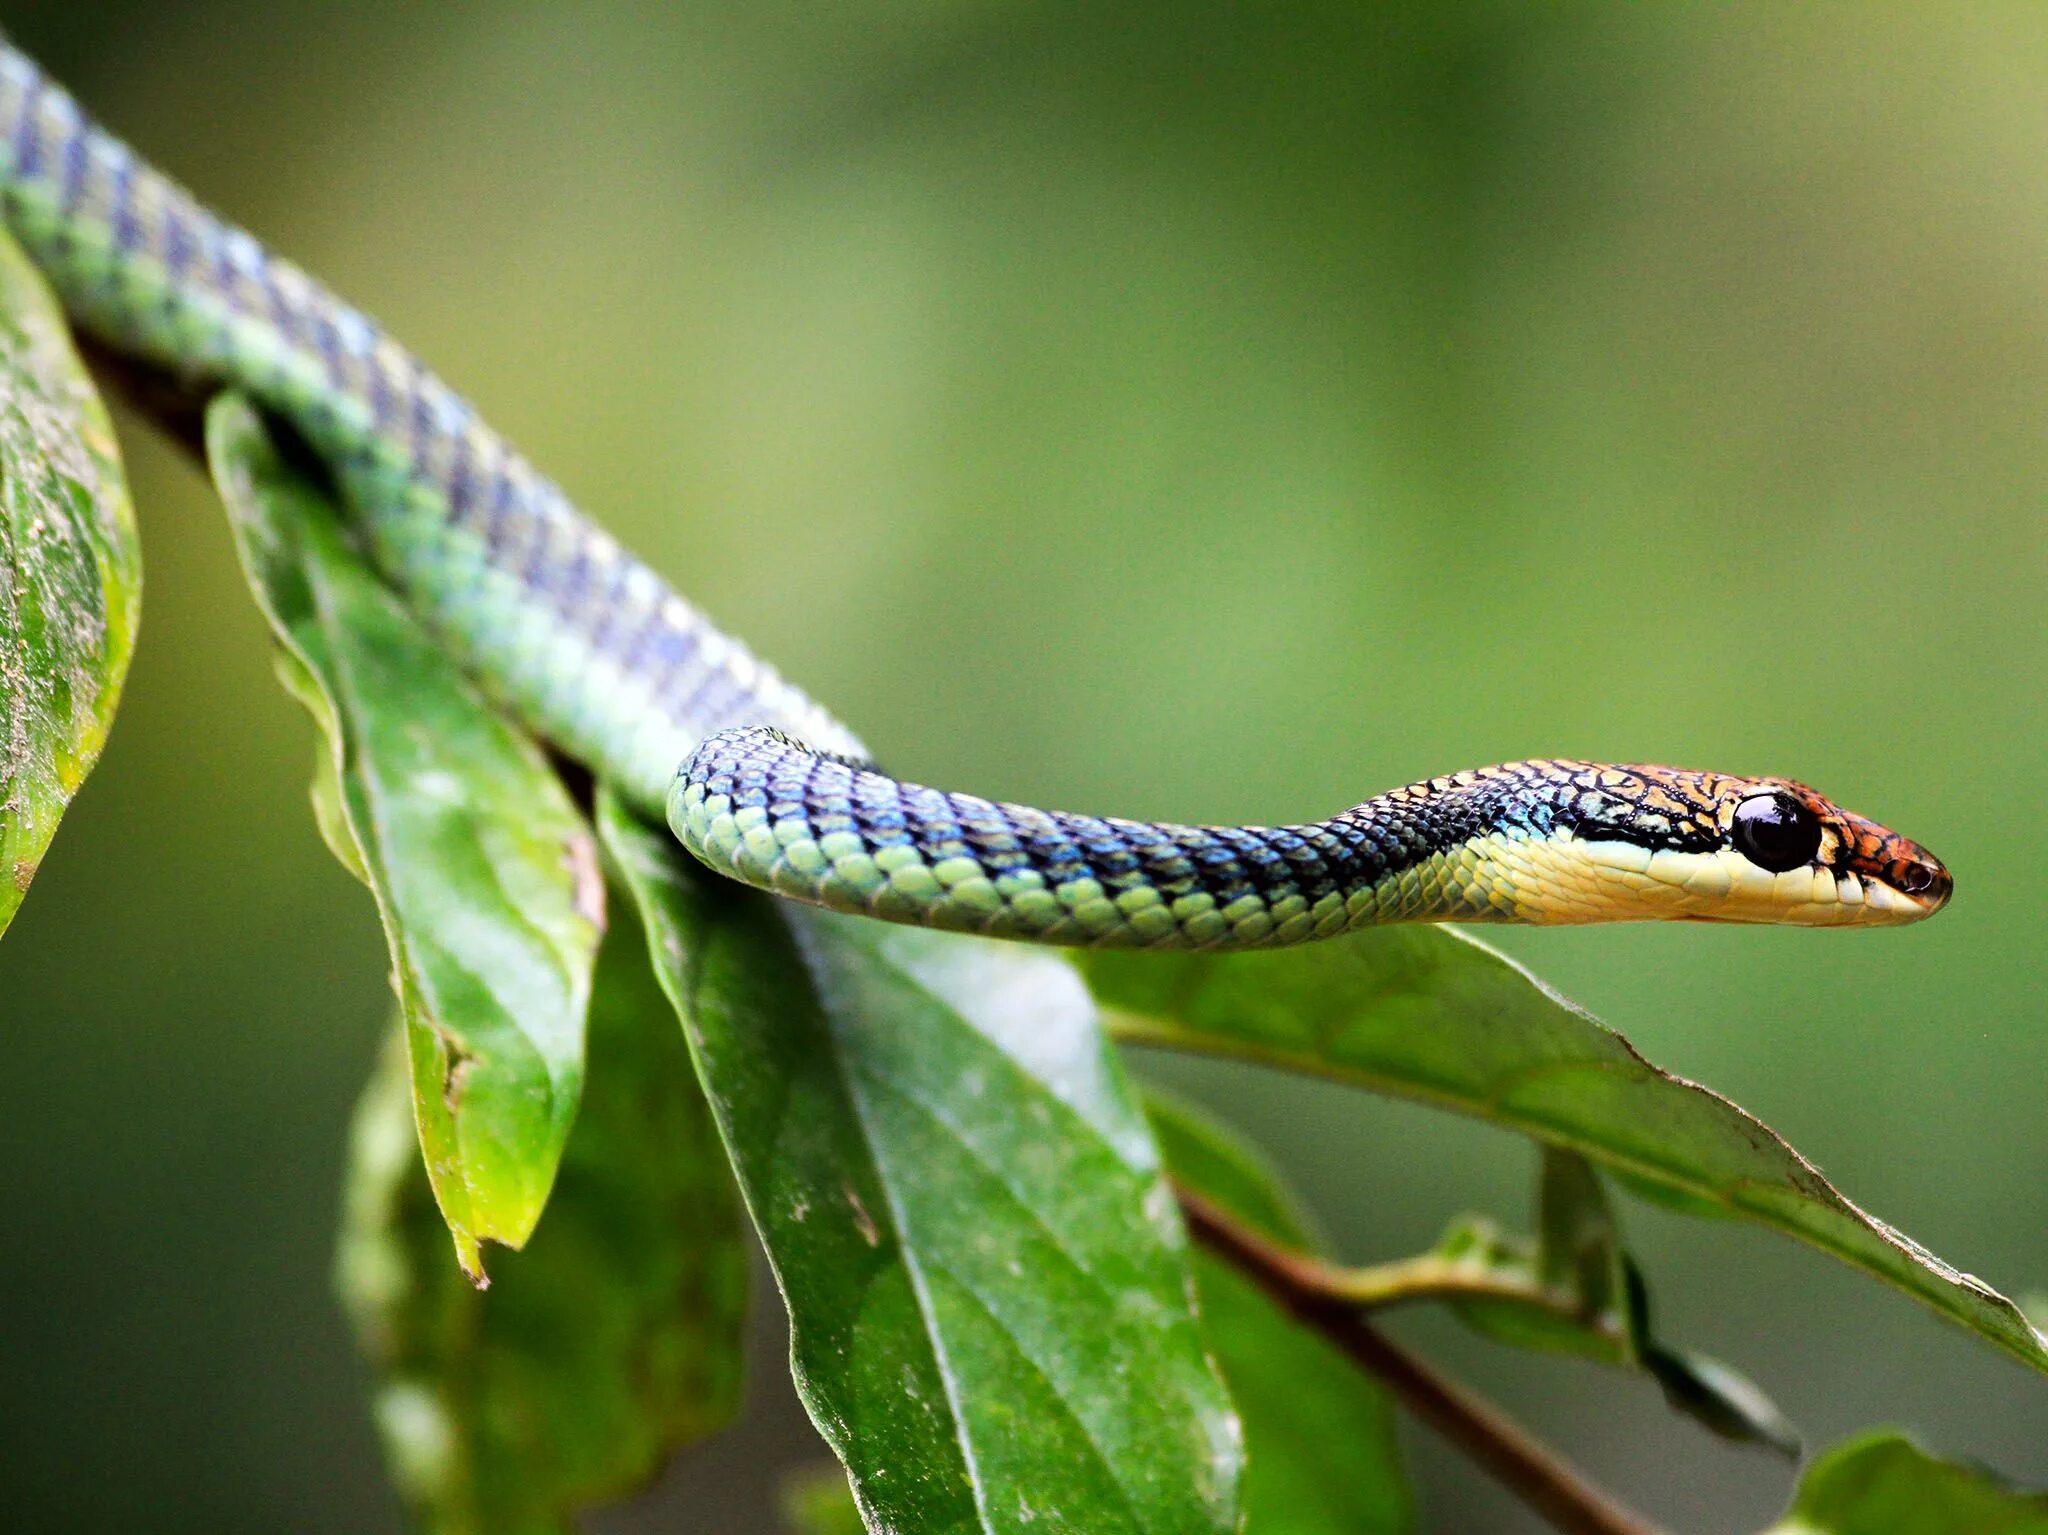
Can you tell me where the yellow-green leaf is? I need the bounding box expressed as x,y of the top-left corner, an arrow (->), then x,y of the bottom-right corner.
0,225 -> 138,937
207,395 -> 598,1275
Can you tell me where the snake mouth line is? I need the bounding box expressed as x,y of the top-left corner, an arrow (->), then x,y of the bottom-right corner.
1844,851 -> 1952,913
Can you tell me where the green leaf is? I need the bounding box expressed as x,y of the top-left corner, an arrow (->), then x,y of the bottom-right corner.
781,1466 -> 868,1535
1145,1092 -> 1413,1535
2025,1293 -> 2048,1337
1083,927 -> 2048,1376
207,395 -> 600,1275
1143,1089 -> 1320,1250
0,226 -> 139,938
1635,1334 -> 1798,1459
1422,1147 -> 1636,1365
1769,1430 -> 2048,1534
1425,1212 -> 1619,1359
336,884 -> 747,1535
1537,1147 -> 1624,1322
599,789 -> 1241,1535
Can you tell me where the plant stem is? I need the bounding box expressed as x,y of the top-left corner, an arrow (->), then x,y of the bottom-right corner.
1178,1182 -> 1665,1535
1251,1240 -> 1629,1348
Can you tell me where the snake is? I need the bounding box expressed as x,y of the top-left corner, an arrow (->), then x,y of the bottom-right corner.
0,42 -> 1951,950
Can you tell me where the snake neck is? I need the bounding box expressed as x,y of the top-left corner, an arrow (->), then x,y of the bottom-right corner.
670,728 -> 1585,949
0,44 -> 864,810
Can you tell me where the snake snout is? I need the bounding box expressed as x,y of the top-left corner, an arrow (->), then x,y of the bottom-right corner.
1887,850 -> 1951,908
1836,811 -> 1952,917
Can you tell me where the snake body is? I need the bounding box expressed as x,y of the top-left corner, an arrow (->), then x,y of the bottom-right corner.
0,43 -> 1952,948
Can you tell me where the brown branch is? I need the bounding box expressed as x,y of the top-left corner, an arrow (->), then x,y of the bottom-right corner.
1178,1182 -> 1666,1535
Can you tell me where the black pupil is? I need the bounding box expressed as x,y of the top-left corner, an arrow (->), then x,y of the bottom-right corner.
1732,794 -> 1821,873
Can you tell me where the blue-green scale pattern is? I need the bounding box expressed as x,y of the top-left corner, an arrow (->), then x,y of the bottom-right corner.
671,727 -> 1510,947
0,44 -> 863,814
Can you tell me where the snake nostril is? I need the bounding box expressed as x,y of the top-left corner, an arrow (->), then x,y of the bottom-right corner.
1895,861 -> 1939,896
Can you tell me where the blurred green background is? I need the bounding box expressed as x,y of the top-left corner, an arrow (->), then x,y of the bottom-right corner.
2,2 -> 2043,1530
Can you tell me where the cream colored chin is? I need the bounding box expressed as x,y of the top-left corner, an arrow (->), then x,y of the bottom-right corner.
1509,836 -> 1935,927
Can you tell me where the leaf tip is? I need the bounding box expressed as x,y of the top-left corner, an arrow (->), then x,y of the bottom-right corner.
450,1228 -> 488,1288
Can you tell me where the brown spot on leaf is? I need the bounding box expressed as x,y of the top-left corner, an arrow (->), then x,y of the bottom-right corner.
440,1035 -> 477,1114
844,1184 -> 880,1247
12,857 -> 34,891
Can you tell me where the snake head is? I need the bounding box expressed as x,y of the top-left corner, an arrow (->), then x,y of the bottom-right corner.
1537,764 -> 1952,926
1721,774 -> 1951,922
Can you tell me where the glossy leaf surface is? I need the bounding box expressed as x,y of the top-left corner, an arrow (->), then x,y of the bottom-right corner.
210,397 -> 599,1273
602,790 -> 1240,1535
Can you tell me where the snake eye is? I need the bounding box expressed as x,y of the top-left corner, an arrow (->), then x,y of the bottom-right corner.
1731,793 -> 1822,873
